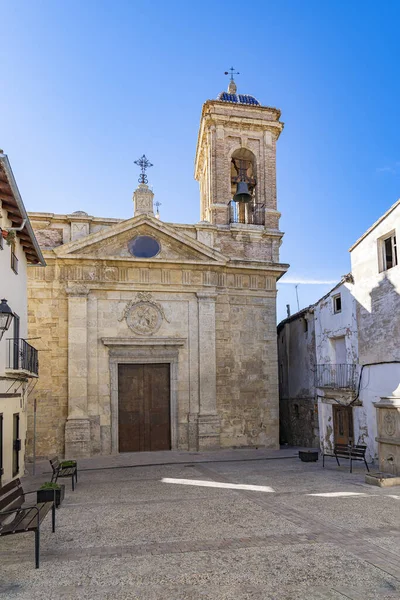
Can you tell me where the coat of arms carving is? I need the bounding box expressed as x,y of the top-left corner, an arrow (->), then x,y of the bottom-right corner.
119,292 -> 168,336
383,412 -> 396,437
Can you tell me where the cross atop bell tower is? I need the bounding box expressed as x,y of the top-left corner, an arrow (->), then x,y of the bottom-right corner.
194,77 -> 284,231
224,67 -> 239,94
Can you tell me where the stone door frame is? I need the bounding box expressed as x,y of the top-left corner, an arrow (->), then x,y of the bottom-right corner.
102,338 -> 185,454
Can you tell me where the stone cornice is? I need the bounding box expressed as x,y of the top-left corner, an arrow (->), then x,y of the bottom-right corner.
33,254 -> 289,274
196,291 -> 218,301
204,114 -> 283,133
102,337 -> 186,347
202,99 -> 282,119
52,255 -> 228,266
28,212 -> 122,226
65,284 -> 90,296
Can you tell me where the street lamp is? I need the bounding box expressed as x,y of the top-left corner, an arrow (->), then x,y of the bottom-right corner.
0,299 -> 14,340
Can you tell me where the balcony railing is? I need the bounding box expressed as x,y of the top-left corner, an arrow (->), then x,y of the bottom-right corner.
315,364 -> 357,390
229,199 -> 265,226
6,338 -> 39,376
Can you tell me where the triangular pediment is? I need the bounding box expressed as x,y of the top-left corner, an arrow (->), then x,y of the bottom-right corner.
54,214 -> 227,264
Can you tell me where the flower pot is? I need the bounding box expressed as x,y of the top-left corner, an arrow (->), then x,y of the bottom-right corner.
37,484 -> 65,507
299,450 -> 319,462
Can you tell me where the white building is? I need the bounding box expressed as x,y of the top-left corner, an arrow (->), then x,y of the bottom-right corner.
278,199 -> 400,466
350,199 -> 400,473
313,276 -> 372,459
0,152 -> 45,485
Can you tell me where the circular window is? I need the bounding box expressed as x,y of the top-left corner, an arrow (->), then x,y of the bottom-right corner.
128,235 -> 160,258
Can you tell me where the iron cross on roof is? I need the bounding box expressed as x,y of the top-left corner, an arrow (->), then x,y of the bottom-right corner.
134,154 -> 153,184
224,67 -> 240,81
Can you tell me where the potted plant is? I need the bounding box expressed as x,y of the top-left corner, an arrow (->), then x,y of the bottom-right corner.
299,450 -> 319,462
3,229 -> 16,245
37,482 -> 65,507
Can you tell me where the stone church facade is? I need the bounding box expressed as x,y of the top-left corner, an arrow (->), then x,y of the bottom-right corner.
27,81 -> 288,458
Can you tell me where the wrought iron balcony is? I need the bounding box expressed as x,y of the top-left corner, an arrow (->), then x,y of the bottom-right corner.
6,338 -> 39,377
315,364 -> 357,390
229,199 -> 265,225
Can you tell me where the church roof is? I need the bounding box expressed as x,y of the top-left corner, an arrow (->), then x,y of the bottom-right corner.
216,91 -> 260,106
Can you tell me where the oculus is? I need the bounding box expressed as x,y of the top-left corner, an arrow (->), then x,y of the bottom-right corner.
128,235 -> 160,258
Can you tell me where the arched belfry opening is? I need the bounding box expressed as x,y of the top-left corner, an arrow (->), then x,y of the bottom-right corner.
195,76 -> 284,227
229,148 -> 264,225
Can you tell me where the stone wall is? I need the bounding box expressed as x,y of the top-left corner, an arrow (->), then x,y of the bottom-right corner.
277,309 -> 319,448
216,293 -> 279,448
279,397 -> 318,447
26,282 -> 68,458
27,245 -> 283,458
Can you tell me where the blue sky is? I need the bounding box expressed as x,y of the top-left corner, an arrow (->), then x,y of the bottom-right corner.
2,1 -> 400,321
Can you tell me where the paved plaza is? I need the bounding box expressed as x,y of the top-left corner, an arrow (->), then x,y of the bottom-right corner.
0,449 -> 399,599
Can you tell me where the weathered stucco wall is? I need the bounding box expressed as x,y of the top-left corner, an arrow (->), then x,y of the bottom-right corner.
314,282 -> 358,366
313,281 -> 374,457
351,203 -> 400,364
0,202 -> 30,483
277,309 -> 319,448
350,202 -> 400,463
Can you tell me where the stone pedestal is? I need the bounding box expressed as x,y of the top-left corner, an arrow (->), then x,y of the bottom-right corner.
374,397 -> 400,476
65,418 -> 91,458
198,414 -> 221,450
188,413 -> 199,451
133,184 -> 154,216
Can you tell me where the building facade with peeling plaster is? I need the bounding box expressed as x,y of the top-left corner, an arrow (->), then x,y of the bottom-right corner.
279,200 -> 400,469
349,199 -> 400,474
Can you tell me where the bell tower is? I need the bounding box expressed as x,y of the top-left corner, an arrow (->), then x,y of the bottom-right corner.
195,74 -> 284,230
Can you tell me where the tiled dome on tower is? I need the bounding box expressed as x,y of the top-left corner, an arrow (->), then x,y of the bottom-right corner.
217,75 -> 260,106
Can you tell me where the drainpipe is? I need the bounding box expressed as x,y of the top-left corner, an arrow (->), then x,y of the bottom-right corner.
5,218 -> 26,233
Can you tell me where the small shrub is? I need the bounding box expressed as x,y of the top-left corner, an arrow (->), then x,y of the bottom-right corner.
39,482 -> 61,490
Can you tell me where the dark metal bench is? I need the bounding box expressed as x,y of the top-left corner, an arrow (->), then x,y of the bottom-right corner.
50,457 -> 78,490
323,444 -> 369,473
0,478 -> 56,568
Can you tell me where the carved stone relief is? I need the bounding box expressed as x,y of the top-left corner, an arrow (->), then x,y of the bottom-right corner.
71,222 -> 90,242
119,292 -> 169,336
384,411 -> 396,437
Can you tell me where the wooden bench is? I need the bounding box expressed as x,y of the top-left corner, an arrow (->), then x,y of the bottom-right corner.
50,457 -> 78,490
0,478 -> 56,568
323,444 -> 370,473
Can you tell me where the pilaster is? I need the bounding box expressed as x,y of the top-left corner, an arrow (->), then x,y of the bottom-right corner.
196,291 -> 220,448
65,285 -> 91,458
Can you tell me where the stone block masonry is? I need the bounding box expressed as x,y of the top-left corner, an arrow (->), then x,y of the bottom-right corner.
26,85 -> 288,458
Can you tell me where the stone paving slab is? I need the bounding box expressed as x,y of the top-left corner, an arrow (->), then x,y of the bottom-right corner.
1,451 -> 399,599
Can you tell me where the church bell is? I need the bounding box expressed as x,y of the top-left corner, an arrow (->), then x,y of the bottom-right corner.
233,181 -> 252,203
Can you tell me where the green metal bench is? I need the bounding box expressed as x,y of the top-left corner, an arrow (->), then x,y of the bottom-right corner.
0,478 -> 56,568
